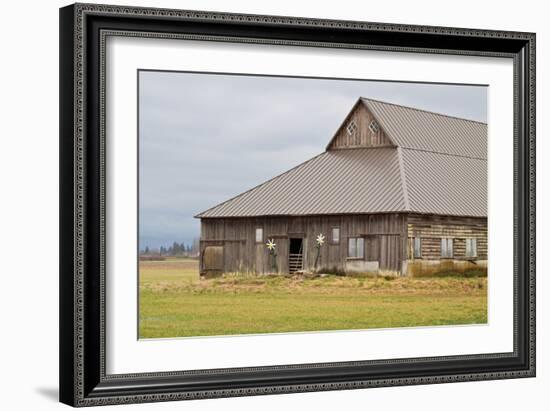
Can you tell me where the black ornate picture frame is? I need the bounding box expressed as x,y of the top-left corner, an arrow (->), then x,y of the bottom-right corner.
59,3 -> 535,407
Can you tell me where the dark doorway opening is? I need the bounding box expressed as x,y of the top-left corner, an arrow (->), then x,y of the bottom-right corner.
289,238 -> 304,273
289,238 -> 303,254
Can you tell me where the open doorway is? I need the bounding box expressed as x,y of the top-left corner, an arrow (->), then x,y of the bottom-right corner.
288,238 -> 304,273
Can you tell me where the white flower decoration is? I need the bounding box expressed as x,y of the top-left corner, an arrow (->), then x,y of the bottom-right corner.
266,239 -> 276,251
316,234 -> 325,246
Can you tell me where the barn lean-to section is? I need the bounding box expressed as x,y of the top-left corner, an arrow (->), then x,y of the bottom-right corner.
196,97 -> 488,277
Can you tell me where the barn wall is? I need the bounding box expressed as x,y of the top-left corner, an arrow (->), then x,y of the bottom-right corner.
328,102 -> 393,150
200,214 -> 407,275
406,214 -> 488,276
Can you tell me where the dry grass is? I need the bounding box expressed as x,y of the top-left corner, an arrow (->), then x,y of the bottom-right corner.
139,258 -> 487,338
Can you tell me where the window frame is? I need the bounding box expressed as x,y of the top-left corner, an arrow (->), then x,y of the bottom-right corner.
440,238 -> 454,258
369,119 -> 379,133
331,227 -> 340,244
255,227 -> 264,244
346,119 -> 357,136
413,237 -> 422,258
465,238 -> 478,258
347,237 -> 365,259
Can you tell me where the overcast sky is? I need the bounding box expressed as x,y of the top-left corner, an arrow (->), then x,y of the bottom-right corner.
139,71 -> 487,249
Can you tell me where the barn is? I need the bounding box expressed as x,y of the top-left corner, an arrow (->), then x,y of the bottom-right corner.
195,97 -> 487,276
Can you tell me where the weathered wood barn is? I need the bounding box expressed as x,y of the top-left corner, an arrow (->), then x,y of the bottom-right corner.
196,98 -> 487,276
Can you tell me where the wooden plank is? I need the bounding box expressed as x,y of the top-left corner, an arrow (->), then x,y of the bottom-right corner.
328,102 -> 393,150
203,246 -> 223,270
199,214 -> 408,274
407,214 -> 487,260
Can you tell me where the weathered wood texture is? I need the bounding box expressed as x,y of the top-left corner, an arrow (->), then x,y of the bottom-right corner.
327,102 -> 392,150
200,214 -> 407,274
406,214 -> 487,260
203,246 -> 223,270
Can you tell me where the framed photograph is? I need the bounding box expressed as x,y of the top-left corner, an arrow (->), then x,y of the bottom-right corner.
59,3 -> 535,407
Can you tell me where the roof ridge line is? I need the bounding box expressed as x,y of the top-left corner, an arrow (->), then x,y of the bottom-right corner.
400,146 -> 487,160
361,97 -> 488,125
359,100 -> 399,147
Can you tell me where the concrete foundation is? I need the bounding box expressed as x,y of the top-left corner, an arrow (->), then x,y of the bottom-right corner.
345,260 -> 379,274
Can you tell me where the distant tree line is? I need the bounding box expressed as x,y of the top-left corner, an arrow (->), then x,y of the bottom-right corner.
140,238 -> 200,257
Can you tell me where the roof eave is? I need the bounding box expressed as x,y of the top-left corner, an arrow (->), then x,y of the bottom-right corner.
195,210 -> 487,219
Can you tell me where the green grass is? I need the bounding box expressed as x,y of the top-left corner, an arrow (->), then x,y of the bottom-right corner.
139,258 -> 487,338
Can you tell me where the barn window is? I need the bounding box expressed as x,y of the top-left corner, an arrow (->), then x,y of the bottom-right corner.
440,238 -> 454,258
369,120 -> 379,133
346,120 -> 357,135
255,227 -> 263,243
466,238 -> 477,258
413,237 -> 422,258
331,227 -> 340,244
348,237 -> 365,259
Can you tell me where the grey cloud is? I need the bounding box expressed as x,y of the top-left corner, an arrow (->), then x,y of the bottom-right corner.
139,71 -> 486,249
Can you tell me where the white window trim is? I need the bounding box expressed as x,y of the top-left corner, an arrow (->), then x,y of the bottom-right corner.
369,119 -> 379,133
331,227 -> 340,244
440,238 -> 454,258
255,227 -> 263,243
348,237 -> 365,259
413,237 -> 422,258
466,238 -> 478,258
346,120 -> 357,136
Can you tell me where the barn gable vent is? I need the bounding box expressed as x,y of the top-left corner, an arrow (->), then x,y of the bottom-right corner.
325,97 -> 396,151
369,120 -> 380,134
346,120 -> 357,135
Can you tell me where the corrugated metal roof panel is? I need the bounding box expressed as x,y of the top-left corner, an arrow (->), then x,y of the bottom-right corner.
401,148 -> 487,217
363,98 -> 487,159
196,148 -> 406,218
197,98 -> 488,219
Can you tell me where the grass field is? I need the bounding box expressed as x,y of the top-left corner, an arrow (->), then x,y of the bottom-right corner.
139,258 -> 487,338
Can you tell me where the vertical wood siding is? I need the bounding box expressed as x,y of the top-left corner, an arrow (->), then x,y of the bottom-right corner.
328,103 -> 392,150
200,214 -> 407,274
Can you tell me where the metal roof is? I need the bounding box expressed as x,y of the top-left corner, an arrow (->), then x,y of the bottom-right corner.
196,148 -> 406,218
197,98 -> 487,218
401,148 -> 486,217
362,98 -> 487,159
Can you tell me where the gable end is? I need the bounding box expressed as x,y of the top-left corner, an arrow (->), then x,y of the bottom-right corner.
326,99 -> 394,150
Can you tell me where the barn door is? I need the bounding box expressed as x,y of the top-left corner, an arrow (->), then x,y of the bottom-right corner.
202,246 -> 224,271
379,234 -> 401,272
288,238 -> 304,273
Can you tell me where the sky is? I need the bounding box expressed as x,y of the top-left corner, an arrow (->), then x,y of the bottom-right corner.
139,71 -> 487,250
